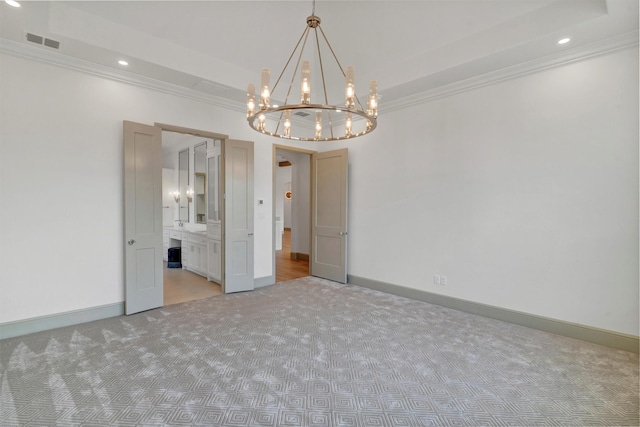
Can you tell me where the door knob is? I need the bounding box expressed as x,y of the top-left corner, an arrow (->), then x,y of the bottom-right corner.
128,239 -> 136,245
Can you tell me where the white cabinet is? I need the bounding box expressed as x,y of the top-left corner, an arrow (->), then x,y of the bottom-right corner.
207,238 -> 222,283
181,231 -> 207,277
163,229 -> 170,261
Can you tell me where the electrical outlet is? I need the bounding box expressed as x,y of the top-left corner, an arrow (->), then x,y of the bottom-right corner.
433,275 -> 440,285
440,275 -> 448,286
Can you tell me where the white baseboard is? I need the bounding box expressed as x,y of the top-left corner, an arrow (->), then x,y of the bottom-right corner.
0,302 -> 125,340
348,275 -> 639,354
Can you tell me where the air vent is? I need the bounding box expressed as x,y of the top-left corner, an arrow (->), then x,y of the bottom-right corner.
294,111 -> 311,117
44,38 -> 60,49
26,33 -> 43,44
25,32 -> 60,49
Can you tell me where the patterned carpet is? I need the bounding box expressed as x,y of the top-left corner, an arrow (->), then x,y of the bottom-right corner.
1,277 -> 638,426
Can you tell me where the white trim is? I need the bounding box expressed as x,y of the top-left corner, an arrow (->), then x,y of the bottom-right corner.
348,275 -> 639,354
0,303 -> 124,340
0,38 -> 246,114
2,30 -> 637,115
382,30 -> 639,113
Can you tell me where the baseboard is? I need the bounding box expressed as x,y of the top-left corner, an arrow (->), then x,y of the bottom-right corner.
347,275 -> 639,354
290,252 -> 310,261
0,302 -> 125,341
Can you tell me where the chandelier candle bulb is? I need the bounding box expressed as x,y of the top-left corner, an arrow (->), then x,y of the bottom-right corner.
345,66 -> 355,109
247,84 -> 256,117
345,112 -> 352,137
258,113 -> 266,132
260,68 -> 270,109
368,80 -> 378,118
315,111 -> 322,139
301,60 -> 311,104
284,110 -> 292,137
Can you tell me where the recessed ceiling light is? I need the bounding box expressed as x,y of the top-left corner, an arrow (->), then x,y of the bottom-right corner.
5,0 -> 20,7
118,60 -> 129,66
558,38 -> 571,45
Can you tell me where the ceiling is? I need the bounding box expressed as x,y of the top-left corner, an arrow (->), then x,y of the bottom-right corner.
1,0 -> 638,111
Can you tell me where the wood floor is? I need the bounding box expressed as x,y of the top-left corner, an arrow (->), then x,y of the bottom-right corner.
276,229 -> 310,282
163,263 -> 222,306
163,229 -> 309,306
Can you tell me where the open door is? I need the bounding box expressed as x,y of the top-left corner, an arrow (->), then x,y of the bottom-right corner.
224,139 -> 255,293
123,121 -> 163,314
311,148 -> 348,283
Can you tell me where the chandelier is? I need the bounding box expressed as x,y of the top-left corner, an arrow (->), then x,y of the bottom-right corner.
246,1 -> 378,141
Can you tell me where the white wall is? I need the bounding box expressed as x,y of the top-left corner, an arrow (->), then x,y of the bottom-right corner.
1,45 -> 637,338
346,47 -> 639,336
0,52 -> 274,324
275,165 -> 291,224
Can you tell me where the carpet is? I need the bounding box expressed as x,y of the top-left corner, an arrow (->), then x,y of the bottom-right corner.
1,277 -> 638,426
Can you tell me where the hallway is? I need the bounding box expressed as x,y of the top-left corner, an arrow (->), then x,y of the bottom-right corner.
276,228 -> 309,282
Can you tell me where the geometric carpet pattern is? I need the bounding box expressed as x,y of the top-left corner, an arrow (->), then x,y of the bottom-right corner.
1,277 -> 638,426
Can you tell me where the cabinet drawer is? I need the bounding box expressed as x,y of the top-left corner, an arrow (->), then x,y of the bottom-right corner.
169,230 -> 182,240
187,234 -> 207,246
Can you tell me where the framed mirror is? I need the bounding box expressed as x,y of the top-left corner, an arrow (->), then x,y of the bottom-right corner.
178,148 -> 190,222
194,141 -> 207,224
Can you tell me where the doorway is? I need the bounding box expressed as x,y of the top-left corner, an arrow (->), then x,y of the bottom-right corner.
274,146 -> 313,282
160,126 -> 226,305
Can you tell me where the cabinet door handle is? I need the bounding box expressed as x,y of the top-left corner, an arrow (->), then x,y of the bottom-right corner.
128,239 -> 136,245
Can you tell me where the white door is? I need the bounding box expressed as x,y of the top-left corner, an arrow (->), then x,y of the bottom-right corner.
224,139 -> 255,293
311,148 -> 348,283
123,121 -> 163,314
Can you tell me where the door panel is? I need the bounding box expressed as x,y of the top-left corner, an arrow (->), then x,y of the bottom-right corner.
224,139 -> 254,293
311,148 -> 348,283
123,121 -> 163,314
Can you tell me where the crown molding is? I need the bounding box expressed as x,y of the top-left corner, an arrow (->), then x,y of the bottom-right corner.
382,30 -> 639,113
2,30 -> 637,118
0,38 -> 247,115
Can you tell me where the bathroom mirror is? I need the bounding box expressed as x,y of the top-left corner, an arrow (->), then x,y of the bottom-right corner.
178,148 -> 189,222
194,141 -> 207,224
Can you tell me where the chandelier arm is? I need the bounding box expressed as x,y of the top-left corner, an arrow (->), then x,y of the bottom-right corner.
282,24 -> 312,106
317,26 -> 346,77
314,27 -> 329,106
318,26 -> 368,112
274,26 -> 312,136
271,25 -> 310,94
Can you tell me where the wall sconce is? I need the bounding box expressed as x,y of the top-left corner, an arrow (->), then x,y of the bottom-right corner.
186,188 -> 194,203
171,191 -> 180,203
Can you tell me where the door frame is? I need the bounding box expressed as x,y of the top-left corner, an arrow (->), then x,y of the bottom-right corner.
124,122 -> 228,311
271,144 -> 316,283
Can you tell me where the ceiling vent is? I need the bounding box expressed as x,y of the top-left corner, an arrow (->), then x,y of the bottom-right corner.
294,111 -> 311,117
26,33 -> 43,44
25,32 -> 60,49
44,38 -> 60,49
